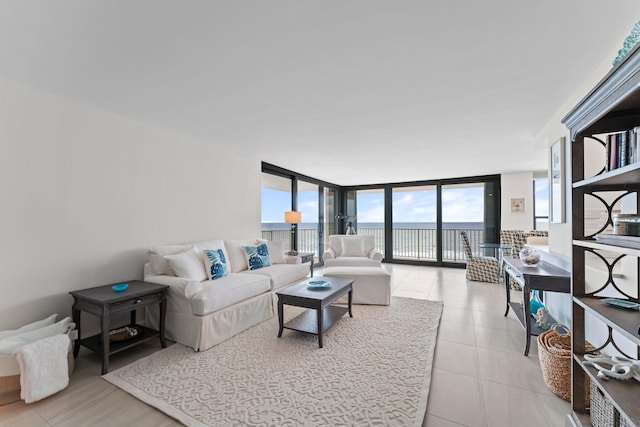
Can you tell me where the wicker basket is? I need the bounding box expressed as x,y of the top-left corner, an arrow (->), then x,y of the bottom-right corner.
0,326 -> 76,405
590,382 -> 618,427
537,323 -> 595,402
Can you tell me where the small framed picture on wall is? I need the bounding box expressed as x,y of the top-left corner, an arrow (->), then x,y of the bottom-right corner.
511,198 -> 525,214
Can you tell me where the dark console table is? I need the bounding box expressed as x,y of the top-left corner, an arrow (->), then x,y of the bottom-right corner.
503,258 -> 570,356
70,280 -> 168,374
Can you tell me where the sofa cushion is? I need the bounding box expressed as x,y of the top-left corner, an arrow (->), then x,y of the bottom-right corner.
189,273 -> 270,315
148,244 -> 191,276
203,249 -> 229,280
341,238 -> 365,257
165,246 -> 208,281
224,239 -> 258,273
257,239 -> 286,264
243,243 -> 272,270
324,257 -> 382,268
240,263 -> 309,290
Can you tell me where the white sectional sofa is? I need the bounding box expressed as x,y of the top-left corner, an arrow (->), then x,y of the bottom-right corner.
143,239 -> 309,352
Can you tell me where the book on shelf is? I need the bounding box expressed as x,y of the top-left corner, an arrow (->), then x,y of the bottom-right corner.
620,131 -> 628,167
605,129 -> 640,171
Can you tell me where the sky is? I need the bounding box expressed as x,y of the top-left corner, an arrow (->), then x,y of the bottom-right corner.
262,179 -> 550,224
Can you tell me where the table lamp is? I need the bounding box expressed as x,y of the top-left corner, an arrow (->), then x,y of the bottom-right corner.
285,211 -> 301,255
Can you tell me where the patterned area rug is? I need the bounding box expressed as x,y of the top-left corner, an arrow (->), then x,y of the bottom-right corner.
103,297 -> 443,427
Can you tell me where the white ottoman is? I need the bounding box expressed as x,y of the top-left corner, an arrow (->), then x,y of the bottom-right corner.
322,266 -> 391,305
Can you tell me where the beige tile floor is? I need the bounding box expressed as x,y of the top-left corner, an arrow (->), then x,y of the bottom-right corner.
0,264 -> 569,426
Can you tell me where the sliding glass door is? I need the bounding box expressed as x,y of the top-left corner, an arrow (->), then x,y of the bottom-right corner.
387,179 -> 499,265
297,181 -> 319,256
441,182 -> 486,262
391,185 -> 437,261
356,189 -> 385,253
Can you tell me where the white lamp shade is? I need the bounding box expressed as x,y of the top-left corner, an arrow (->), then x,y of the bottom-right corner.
284,211 -> 301,224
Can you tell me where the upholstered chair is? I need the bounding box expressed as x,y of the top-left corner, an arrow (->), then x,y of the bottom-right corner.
499,230 -> 524,258
460,231 -> 500,283
511,232 -> 528,259
322,235 -> 384,267
525,230 -> 549,247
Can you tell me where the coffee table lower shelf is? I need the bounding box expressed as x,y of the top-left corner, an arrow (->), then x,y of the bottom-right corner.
283,306 -> 348,335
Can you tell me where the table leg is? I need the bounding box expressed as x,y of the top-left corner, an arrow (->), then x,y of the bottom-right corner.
504,269 -> 511,317
71,299 -> 81,358
523,287 -> 532,356
159,292 -> 167,348
310,261 -> 314,277
317,308 -> 324,348
101,313 -> 110,375
348,289 -> 353,317
277,297 -> 284,338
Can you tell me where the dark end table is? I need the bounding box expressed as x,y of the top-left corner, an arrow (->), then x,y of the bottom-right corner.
502,258 -> 570,356
276,276 -> 353,348
69,280 -> 168,374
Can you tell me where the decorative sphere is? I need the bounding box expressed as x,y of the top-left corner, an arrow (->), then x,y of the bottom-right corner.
519,247 -> 540,266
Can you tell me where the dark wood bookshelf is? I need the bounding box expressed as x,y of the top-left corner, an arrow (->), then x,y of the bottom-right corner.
563,42 -> 640,427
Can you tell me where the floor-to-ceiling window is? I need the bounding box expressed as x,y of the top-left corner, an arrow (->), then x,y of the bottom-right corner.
356,189 -> 385,253
263,162 -> 500,267
391,185 -> 437,261
297,181 -> 320,256
324,188 -> 337,250
261,173 -> 293,247
441,182 -> 486,262
262,163 -> 340,264
533,176 -> 549,230
387,177 -> 500,266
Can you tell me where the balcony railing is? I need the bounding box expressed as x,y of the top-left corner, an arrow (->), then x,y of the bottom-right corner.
261,227 -> 486,262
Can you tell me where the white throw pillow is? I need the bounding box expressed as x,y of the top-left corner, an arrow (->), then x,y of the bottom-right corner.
165,246 -> 208,281
224,239 -> 258,273
0,317 -> 71,355
148,244 -> 191,275
0,314 -> 58,340
257,239 -> 286,264
341,238 -> 365,257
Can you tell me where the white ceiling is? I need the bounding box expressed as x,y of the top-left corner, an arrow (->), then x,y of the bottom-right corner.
1,1 -> 638,185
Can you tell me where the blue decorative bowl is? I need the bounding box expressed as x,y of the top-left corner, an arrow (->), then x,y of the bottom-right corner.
307,280 -> 331,289
112,283 -> 129,292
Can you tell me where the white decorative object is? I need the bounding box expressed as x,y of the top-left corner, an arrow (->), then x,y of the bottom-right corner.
584,354 -> 640,381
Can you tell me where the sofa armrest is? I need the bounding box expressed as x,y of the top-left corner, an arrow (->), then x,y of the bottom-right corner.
368,249 -> 384,262
283,255 -> 302,264
322,248 -> 336,262
143,274 -> 203,299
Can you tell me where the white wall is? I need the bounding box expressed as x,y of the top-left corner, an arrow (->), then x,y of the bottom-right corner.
500,172 -> 534,231
0,79 -> 262,330
534,51 -> 637,342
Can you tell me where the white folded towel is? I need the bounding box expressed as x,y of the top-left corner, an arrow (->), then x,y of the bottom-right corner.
15,334 -> 71,403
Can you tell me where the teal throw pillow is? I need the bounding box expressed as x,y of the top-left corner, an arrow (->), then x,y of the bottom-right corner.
243,243 -> 271,270
203,249 -> 229,280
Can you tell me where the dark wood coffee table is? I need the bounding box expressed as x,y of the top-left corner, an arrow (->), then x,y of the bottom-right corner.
276,276 -> 353,348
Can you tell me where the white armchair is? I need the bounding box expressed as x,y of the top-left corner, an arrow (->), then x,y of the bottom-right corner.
322,235 -> 383,267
